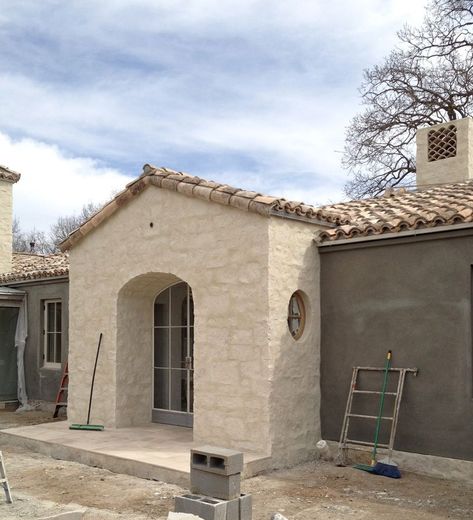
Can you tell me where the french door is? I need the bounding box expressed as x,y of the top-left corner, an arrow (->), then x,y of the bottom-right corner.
0,306 -> 19,402
152,282 -> 194,427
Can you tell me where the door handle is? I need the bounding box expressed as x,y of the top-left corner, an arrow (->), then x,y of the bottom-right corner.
184,356 -> 193,370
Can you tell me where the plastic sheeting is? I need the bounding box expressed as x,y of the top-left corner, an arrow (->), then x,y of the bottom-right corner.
15,295 -> 31,410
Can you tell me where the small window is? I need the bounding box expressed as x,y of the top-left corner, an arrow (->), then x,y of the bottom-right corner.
43,300 -> 62,368
288,291 -> 305,340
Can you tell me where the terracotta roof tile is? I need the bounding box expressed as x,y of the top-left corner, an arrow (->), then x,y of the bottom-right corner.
0,253 -> 69,283
316,181 -> 473,242
0,165 -> 21,183
60,165 -> 334,251
59,165 -> 473,251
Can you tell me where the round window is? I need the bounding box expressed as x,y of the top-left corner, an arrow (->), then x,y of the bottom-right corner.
288,291 -> 306,340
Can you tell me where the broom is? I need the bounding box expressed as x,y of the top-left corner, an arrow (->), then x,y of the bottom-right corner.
354,350 -> 400,478
70,333 -> 105,431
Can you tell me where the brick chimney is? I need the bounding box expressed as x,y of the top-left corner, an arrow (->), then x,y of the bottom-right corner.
416,117 -> 473,187
0,165 -> 21,273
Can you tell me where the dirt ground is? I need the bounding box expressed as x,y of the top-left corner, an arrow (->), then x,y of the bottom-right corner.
1,410 -> 473,519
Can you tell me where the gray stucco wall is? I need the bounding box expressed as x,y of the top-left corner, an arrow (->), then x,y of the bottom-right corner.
320,229 -> 473,461
8,279 -> 69,402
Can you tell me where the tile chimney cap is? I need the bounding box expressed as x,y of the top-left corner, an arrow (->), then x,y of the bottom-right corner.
0,165 -> 21,183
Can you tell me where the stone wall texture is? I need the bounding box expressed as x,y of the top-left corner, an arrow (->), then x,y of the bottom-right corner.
268,218 -> 321,467
0,180 -> 13,273
67,185 -> 322,465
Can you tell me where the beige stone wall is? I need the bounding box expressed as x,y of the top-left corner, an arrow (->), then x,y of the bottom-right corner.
416,117 -> 473,187
267,217 -> 321,467
68,186 -> 273,454
0,180 -> 13,273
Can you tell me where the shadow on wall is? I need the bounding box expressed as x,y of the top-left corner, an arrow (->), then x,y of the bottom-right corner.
116,272 -> 187,427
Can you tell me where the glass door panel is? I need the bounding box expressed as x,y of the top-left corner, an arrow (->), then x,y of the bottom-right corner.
153,282 -> 194,427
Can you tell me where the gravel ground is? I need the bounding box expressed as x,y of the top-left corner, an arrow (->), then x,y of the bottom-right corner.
1,410 -> 473,519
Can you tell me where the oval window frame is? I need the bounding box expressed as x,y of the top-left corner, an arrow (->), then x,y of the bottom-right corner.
287,291 -> 306,340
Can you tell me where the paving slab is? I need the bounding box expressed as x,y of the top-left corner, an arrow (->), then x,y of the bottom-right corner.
0,422 -> 270,486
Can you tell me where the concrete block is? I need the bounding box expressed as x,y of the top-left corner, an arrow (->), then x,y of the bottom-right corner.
225,497 -> 239,520
239,494 -> 252,520
175,494 -> 227,520
191,446 -> 243,476
191,468 -> 240,500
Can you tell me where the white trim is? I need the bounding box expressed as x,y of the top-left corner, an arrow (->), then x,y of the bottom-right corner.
42,299 -> 62,369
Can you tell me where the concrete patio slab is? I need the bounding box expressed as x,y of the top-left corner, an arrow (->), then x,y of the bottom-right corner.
0,422 -> 271,486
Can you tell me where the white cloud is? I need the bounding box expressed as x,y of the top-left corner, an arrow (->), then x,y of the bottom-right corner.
0,0 -> 430,227
0,132 -> 130,231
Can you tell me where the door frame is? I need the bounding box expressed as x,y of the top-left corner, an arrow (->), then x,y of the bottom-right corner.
0,302 -> 21,402
151,281 -> 194,428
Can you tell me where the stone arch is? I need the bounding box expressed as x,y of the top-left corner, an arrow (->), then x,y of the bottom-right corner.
116,272 -> 184,427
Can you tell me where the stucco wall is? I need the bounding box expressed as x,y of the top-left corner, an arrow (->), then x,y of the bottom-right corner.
8,280 -> 69,402
320,230 -> 473,461
0,180 -> 13,273
68,186 -> 273,454
268,218 -> 321,467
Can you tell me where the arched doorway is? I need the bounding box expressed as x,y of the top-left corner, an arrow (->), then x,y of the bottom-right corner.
153,281 -> 194,427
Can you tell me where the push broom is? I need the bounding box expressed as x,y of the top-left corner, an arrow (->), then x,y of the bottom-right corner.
70,333 -> 105,431
354,350 -> 401,478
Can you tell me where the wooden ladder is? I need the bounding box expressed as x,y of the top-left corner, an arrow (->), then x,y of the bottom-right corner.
337,365 -> 418,466
53,361 -> 69,419
0,451 -> 12,503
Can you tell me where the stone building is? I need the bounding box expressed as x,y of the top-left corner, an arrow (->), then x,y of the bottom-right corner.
3,117 -> 473,476
0,165 -> 69,407
60,167 -> 330,467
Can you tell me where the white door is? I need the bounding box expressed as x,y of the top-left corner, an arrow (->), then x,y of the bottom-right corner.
152,282 -> 194,427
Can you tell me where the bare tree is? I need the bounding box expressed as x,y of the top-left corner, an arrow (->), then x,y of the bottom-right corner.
13,202 -> 102,254
344,0 -> 473,199
13,218 -> 55,255
49,202 -> 101,249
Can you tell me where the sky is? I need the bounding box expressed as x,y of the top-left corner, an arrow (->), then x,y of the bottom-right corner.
0,0 -> 427,231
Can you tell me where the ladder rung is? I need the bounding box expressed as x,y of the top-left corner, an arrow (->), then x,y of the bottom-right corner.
347,413 -> 393,420
352,390 -> 397,395
346,439 -> 390,448
59,387 -> 68,391
56,402 -> 67,406
356,367 -> 417,373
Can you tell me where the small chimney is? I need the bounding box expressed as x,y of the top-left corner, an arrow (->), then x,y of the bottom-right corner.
0,165 -> 21,273
416,117 -> 473,187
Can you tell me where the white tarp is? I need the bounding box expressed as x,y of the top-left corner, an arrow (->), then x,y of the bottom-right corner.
14,295 -> 30,409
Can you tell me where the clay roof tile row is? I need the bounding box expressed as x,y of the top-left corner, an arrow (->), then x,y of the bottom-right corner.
0,253 -> 69,284
316,181 -> 473,242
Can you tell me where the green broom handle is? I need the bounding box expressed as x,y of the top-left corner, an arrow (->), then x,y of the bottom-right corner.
372,350 -> 392,465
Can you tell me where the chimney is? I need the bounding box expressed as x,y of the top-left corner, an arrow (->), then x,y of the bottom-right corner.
0,165 -> 21,273
416,117 -> 473,187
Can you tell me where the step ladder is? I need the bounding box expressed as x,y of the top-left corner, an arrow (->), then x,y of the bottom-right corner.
0,451 -> 12,503
53,362 -> 69,419
337,365 -> 417,466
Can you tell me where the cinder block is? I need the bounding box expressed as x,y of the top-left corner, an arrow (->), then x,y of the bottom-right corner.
191,468 -> 241,500
175,494 -> 227,520
200,497 -> 227,520
191,446 -> 244,476
239,494 -> 252,520
225,497 -> 239,520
